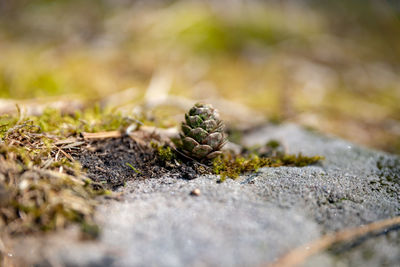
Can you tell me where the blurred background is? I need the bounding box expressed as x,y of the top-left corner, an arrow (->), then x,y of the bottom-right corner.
0,0 -> 399,153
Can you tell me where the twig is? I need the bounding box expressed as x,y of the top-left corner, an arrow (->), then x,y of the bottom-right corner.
82,131 -> 121,140
267,216 -> 400,267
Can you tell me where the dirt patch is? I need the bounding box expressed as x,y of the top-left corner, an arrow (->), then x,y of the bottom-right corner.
77,136 -> 202,189
76,132 -> 325,188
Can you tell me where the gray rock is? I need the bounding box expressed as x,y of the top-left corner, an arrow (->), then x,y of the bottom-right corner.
10,123 -> 400,267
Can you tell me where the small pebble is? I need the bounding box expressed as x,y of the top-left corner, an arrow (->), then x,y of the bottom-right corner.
190,188 -> 201,196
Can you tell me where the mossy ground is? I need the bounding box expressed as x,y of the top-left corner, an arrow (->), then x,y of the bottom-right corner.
0,106 -> 146,238
0,106 -> 325,242
0,107 -> 128,238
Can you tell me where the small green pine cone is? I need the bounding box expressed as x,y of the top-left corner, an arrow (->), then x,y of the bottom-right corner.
180,103 -> 226,159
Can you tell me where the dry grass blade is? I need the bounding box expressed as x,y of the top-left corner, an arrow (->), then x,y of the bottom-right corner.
61,142 -> 85,149
56,148 -> 74,161
267,216 -> 400,267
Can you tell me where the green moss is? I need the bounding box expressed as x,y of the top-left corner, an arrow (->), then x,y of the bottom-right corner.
151,142 -> 176,162
0,106 -> 138,140
213,152 -> 324,182
0,115 -> 19,139
159,146 -> 176,161
214,154 -> 273,182
280,153 -> 325,167
266,140 -> 281,149
36,106 -> 134,135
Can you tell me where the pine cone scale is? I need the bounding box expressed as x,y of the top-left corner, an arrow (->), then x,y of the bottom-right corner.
182,136 -> 199,151
189,128 -> 208,141
201,120 -> 217,131
204,132 -> 224,149
192,145 -> 213,158
181,124 -> 192,135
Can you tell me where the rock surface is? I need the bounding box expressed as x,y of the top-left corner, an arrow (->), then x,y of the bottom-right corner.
10,123 -> 400,266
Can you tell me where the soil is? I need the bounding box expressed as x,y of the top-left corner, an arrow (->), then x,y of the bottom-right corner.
77,136 -> 202,189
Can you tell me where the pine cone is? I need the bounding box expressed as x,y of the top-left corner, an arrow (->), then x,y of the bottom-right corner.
179,103 -> 226,160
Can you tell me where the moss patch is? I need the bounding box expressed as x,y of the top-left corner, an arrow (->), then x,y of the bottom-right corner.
213,153 -> 324,182
0,121 -> 105,238
4,106 -> 135,136
0,105 -> 136,238
151,142 -> 176,162
213,140 -> 324,182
